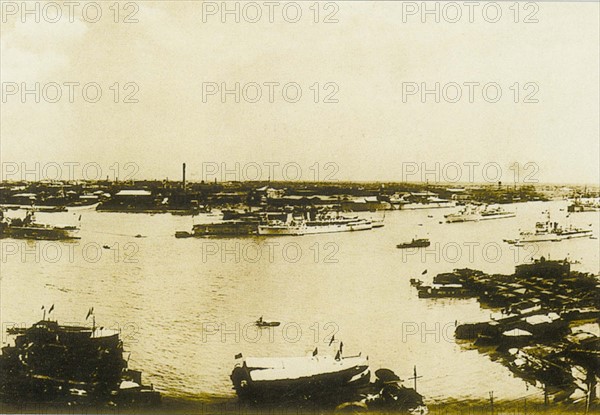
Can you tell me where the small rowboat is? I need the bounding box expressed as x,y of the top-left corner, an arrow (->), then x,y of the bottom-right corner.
255,318 -> 280,327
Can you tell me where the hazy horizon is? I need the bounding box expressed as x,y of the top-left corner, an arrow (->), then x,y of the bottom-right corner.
2,1 -> 599,184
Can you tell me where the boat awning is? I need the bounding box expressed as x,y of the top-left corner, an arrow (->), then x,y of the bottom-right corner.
503,329 -> 533,337
432,284 -> 463,289
246,355 -> 367,381
115,190 -> 152,196
91,328 -> 120,338
525,315 -> 553,325
119,380 -> 140,390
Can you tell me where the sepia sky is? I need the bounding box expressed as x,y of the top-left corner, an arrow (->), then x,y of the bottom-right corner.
1,1 -> 599,184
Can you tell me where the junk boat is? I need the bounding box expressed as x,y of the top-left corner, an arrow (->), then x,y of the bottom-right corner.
397,238 -> 430,249
230,354 -> 370,402
445,204 -> 515,223
504,211 -> 593,244
0,318 -> 160,406
0,210 -> 79,240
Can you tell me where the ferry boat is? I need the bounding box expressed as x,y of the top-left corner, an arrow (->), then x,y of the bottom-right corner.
0,211 -> 80,240
230,354 -> 370,402
0,318 -> 160,405
397,238 -> 431,249
504,212 -> 593,244
445,205 -> 515,223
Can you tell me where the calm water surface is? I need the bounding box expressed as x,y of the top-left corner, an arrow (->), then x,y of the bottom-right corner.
1,200 -> 598,405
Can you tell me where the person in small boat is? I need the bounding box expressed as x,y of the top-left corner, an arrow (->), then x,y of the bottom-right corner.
258,316 -> 263,324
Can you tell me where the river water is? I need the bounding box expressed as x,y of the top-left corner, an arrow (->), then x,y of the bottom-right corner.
1,200 -> 598,406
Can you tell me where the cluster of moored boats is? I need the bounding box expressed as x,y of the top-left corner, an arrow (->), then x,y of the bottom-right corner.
0,315 -> 427,413
0,317 -> 160,406
409,258 -> 600,403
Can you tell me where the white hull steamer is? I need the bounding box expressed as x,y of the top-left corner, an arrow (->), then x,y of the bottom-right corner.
445,205 -> 516,223
258,212 -> 373,236
231,354 -> 370,402
445,205 -> 480,223
504,212 -> 593,244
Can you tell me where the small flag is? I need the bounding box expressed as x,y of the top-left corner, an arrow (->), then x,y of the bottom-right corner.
328,335 -> 335,346
421,269 -> 428,275
48,304 -> 54,314
86,307 -> 94,320
78,215 -> 82,221
41,305 -> 45,310
340,342 -> 343,354
312,347 -> 318,356
235,353 -> 243,359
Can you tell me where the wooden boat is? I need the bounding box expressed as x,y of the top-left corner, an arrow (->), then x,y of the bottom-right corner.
175,231 -> 192,238
255,318 -> 280,327
231,354 -> 370,402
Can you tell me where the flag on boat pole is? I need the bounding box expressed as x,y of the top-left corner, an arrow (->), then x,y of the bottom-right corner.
328,335 -> 335,346
421,269 -> 428,275
235,353 -> 243,359
340,341 -> 344,355
48,304 -> 54,314
312,347 -> 318,356
86,307 -> 94,320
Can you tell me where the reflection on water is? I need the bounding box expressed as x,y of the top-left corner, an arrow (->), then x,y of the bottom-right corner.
1,200 -> 598,402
